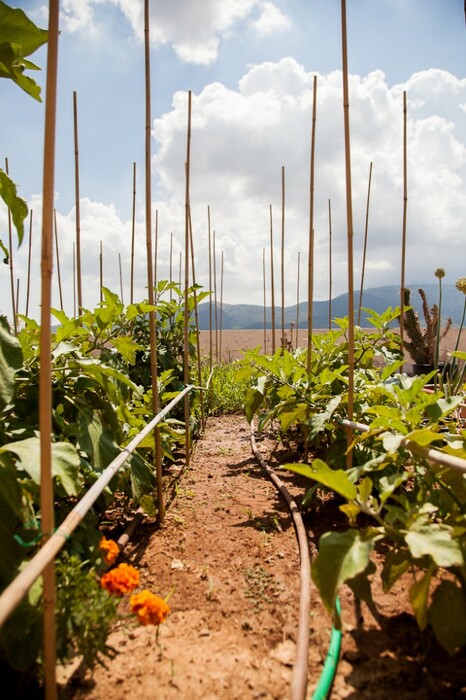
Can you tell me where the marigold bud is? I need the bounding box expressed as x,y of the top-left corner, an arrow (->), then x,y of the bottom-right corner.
435,267 -> 445,279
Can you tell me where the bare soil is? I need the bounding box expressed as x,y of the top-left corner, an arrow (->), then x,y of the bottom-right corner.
66,414 -> 466,700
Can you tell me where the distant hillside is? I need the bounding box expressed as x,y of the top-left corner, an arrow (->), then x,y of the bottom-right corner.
196,283 -> 465,330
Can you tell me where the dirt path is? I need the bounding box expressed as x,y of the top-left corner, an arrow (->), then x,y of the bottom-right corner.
67,414 -> 466,700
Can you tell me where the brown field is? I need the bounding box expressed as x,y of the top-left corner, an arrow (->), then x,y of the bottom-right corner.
198,327 -> 466,363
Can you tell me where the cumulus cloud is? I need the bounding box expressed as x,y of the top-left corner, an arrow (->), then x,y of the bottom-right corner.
151,61 -> 466,306
57,0 -> 291,64
3,60 -> 465,320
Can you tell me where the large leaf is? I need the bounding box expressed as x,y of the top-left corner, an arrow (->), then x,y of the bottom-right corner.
0,320 -> 22,410
405,523 -> 464,568
0,169 -> 28,247
409,562 -> 435,630
312,529 -> 374,618
1,437 -> 83,497
284,459 -> 357,500
111,335 -> 143,364
0,1 -> 48,100
428,581 -> 466,654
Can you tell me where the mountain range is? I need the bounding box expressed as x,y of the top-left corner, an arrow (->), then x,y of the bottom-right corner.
196,283 -> 466,331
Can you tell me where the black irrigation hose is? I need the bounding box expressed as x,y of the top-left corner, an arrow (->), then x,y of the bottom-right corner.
250,420 -> 311,700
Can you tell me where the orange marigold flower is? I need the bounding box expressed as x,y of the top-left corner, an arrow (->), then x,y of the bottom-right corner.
130,590 -> 170,626
99,537 -> 119,566
100,563 -> 140,596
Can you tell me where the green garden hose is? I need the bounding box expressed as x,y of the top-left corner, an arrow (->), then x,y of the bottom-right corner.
311,597 -> 342,699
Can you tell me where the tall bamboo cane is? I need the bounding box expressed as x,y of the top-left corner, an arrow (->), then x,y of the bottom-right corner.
53,209 -> 63,311
281,165 -> 285,348
187,204 -> 205,428
119,252 -> 124,302
207,205 -> 213,369
99,240 -> 103,303
296,251 -> 301,348
154,208 -> 158,286
25,209 -> 33,317
183,91 -> 192,466
263,247 -> 267,354
357,161 -> 373,325
144,0 -> 164,522
72,243 -> 76,317
400,91 -> 408,359
219,250 -> 224,361
5,159 -> 17,333
169,231 -> 173,301
307,75 -> 317,372
328,198 -> 333,330
130,161 -> 136,304
269,204 -> 276,353
73,91 -> 83,314
40,1 -> 59,696
341,0 -> 355,466
213,230 -> 219,361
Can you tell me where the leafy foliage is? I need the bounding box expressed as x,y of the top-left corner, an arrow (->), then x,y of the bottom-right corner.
240,306 -> 466,652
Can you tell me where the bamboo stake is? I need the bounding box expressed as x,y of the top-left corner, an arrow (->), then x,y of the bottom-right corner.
169,231 -> 173,300
296,251 -> 301,348
53,209 -> 63,311
154,208 -> 158,287
73,91 -> 83,314
207,205 -> 213,369
130,161 -> 136,305
15,278 -> 20,328
213,230 -> 219,362
144,0 -> 164,523
328,199 -> 333,330
219,250 -> 224,361
183,91 -> 192,467
400,91 -> 408,361
99,240 -> 103,303
187,203 -> 205,429
341,0 -> 355,466
269,204 -> 276,353
281,165 -> 285,349
5,159 -> 17,334
25,209 -> 33,317
72,243 -> 76,317
307,75 -> 317,372
262,247 -> 267,354
40,1 -> 59,696
357,161 -> 373,325
119,252 -> 124,302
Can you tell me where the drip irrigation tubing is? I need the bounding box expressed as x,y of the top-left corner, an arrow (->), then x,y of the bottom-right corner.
250,420 -> 311,700
311,597 -> 342,700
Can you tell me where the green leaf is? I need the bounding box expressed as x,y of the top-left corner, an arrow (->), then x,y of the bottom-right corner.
111,335 -> 143,365
425,396 -> 464,422
1,437 -> 83,497
409,563 -> 435,630
0,320 -> 23,410
381,549 -> 411,591
284,459 -> 357,500
0,1 -> 48,100
312,529 -> 374,615
405,523 -> 464,568
428,581 -> 466,654
0,169 -> 28,246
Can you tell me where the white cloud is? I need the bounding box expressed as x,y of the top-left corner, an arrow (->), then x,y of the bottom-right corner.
252,1 -> 292,35
58,0 -> 290,64
151,60 -> 466,306
2,60 -> 465,321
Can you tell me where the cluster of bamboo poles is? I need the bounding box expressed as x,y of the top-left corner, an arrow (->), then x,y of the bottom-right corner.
1,1 -> 414,698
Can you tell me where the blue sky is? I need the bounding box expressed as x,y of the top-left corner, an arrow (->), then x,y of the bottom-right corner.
1,0 -> 465,320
